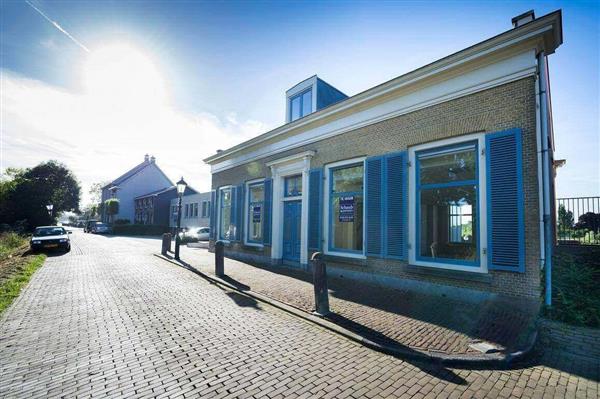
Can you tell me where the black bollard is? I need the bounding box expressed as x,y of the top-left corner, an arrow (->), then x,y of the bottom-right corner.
215,240 -> 224,277
161,233 -> 172,255
311,252 -> 330,316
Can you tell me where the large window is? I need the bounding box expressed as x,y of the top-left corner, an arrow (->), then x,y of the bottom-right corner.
329,163 -> 364,253
219,187 -> 233,240
290,89 -> 312,122
416,142 -> 479,265
247,182 -> 264,244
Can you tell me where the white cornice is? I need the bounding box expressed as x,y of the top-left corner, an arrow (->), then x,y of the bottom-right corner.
205,10 -> 562,170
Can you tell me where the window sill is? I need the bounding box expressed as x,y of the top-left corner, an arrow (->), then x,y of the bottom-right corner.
405,264 -> 492,284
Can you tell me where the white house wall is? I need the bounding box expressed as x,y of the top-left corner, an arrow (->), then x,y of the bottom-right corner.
114,165 -> 172,222
170,192 -> 212,229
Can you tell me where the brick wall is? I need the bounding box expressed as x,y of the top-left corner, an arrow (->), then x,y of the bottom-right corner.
539,319 -> 600,360
212,77 -> 541,299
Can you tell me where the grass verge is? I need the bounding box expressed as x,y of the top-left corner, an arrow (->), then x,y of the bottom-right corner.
0,254 -> 46,315
0,232 -> 47,316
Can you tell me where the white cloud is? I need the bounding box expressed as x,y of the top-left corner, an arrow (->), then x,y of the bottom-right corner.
0,70 -> 269,205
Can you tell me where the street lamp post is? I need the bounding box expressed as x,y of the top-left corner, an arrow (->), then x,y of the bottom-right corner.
174,177 -> 187,260
46,204 -> 54,222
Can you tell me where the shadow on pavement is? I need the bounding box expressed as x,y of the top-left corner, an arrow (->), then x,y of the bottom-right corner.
160,255 -> 261,310
220,275 -> 250,291
224,291 -> 261,309
326,313 -> 468,385
221,258 -> 536,354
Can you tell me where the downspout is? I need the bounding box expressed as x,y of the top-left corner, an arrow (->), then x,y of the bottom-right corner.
537,51 -> 553,307
534,73 -> 546,279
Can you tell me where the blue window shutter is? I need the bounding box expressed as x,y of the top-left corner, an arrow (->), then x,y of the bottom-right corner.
308,168 -> 323,250
263,178 -> 273,245
366,156 -> 384,257
235,184 -> 245,241
486,128 -> 525,272
209,190 -> 217,240
385,151 -> 408,259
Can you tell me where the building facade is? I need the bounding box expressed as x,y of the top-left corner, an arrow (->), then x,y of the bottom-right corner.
134,186 -> 198,226
101,155 -> 173,223
204,11 -> 563,300
169,192 -> 211,232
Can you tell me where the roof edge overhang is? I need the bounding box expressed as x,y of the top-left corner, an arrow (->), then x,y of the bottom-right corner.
203,10 -> 562,166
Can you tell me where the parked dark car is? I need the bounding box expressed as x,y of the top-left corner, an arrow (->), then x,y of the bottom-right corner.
84,220 -> 98,233
30,226 -> 71,252
91,222 -> 110,234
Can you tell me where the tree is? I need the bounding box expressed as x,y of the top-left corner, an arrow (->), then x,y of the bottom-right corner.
105,199 -> 119,223
0,161 -> 81,230
557,204 -> 574,231
88,181 -> 108,205
575,212 -> 600,234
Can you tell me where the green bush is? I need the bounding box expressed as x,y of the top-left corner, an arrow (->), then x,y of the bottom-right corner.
111,224 -> 170,236
113,219 -> 131,225
544,251 -> 600,327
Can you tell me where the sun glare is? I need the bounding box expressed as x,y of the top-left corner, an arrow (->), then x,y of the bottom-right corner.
83,43 -> 167,108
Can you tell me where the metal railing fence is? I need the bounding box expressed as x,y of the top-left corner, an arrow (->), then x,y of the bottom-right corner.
556,196 -> 600,245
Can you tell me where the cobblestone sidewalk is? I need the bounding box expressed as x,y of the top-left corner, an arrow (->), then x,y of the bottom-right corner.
0,233 -> 597,398
178,246 -> 538,357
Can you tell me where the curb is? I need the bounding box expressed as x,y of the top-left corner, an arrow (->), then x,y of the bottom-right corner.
154,253 -> 538,368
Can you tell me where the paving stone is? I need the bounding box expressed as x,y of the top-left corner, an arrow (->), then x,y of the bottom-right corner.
0,233 -> 597,399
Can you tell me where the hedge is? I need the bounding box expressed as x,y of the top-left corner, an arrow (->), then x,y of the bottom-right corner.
111,224 -> 170,236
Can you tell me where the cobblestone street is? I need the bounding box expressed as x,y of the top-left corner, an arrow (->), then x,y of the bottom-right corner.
0,231 -> 598,398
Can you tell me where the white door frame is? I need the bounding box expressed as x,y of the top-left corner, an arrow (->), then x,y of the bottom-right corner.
267,151 -> 314,266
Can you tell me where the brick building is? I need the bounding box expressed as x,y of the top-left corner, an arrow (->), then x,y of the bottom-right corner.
203,11 -> 563,301
134,185 -> 197,226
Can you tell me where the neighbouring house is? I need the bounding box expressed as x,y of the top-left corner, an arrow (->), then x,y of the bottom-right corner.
134,185 -> 198,226
203,10 -> 563,301
101,155 -> 173,223
169,192 -> 211,233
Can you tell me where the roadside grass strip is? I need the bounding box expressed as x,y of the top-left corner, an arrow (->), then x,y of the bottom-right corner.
0,254 -> 46,315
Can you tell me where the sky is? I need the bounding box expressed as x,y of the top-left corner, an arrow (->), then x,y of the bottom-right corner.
1,0 -> 598,206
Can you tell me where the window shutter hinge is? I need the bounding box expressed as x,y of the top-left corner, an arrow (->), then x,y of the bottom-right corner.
482,248 -> 487,255
407,243 -> 412,249
481,148 -> 486,156
407,161 -> 412,167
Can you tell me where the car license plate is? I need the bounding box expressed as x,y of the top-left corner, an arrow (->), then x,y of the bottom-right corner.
44,244 -> 58,248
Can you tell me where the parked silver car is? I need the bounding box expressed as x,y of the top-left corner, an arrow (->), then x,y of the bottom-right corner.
30,226 -> 71,252
179,227 -> 210,242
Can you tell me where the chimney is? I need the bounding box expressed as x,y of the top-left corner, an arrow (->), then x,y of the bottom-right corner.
150,155 -> 156,163
144,154 -> 150,162
512,10 -> 535,28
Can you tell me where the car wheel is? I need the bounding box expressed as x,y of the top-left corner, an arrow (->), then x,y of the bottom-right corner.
65,245 -> 71,253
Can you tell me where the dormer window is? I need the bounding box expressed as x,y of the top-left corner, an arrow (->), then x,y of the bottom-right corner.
286,76 -> 347,123
290,89 -> 312,122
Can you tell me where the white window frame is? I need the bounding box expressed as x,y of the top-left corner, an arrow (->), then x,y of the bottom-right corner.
408,132 -> 488,273
217,185 -> 233,243
244,178 -> 266,248
323,156 -> 367,259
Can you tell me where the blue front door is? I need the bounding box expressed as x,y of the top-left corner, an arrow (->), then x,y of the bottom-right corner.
283,200 -> 301,262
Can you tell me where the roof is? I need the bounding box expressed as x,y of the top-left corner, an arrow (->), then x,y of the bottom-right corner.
103,160 -> 174,189
204,10 -> 562,166
134,185 -> 199,200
